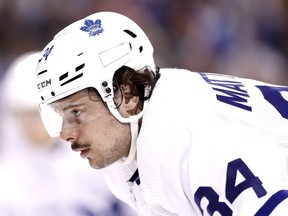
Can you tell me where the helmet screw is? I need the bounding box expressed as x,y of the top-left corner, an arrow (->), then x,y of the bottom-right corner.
105,88 -> 111,93
102,81 -> 108,87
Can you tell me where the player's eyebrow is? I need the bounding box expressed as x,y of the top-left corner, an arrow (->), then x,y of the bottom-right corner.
62,103 -> 85,112
62,104 -> 81,112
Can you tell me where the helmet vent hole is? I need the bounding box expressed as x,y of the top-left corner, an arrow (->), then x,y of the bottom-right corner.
38,70 -> 47,75
51,91 -> 55,96
41,96 -> 44,101
78,52 -> 83,56
60,73 -> 83,86
76,63 -> 85,72
124,29 -> 137,38
139,46 -> 143,53
59,72 -> 68,81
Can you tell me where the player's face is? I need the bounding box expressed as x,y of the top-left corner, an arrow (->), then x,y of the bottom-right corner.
55,89 -> 131,169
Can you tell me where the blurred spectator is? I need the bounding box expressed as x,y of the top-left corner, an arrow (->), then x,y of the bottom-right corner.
0,0 -> 288,82
0,51 -> 137,216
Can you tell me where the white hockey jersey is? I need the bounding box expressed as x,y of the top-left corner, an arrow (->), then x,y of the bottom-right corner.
104,69 -> 288,215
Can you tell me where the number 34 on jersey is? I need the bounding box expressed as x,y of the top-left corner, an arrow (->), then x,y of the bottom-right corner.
194,158 -> 288,216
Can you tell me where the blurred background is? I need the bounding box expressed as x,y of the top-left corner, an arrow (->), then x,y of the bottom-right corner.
0,0 -> 288,84
0,0 -> 287,215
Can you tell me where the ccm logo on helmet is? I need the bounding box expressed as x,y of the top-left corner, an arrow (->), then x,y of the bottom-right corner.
37,79 -> 51,90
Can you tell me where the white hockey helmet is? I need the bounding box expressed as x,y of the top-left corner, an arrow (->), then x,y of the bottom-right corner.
35,11 -> 155,137
2,51 -> 41,112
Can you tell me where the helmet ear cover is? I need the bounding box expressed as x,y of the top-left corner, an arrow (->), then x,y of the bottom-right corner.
85,65 -> 160,119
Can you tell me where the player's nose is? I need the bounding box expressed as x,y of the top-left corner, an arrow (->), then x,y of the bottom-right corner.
60,128 -> 79,143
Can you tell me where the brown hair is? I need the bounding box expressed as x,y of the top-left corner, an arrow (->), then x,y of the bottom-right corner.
88,66 -> 160,110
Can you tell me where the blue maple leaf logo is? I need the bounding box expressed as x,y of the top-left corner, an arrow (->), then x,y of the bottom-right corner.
80,19 -> 104,36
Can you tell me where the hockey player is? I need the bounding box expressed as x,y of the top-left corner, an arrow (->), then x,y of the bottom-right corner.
34,11 -> 288,215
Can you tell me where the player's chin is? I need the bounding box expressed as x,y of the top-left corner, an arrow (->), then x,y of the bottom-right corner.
88,158 -> 107,170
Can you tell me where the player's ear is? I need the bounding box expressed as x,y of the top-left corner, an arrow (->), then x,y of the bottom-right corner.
117,84 -> 140,117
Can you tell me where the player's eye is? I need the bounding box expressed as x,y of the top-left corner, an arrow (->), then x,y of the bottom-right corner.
71,109 -> 81,117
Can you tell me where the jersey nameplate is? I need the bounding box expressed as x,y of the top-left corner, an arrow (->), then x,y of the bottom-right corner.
200,73 -> 252,112
200,73 -> 288,119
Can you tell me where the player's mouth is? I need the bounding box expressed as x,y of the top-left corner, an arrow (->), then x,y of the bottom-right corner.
71,143 -> 91,158
71,145 -> 91,159
80,148 -> 90,158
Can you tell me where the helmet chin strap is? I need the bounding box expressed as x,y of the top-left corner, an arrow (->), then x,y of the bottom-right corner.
121,113 -> 143,164
106,99 -> 142,164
